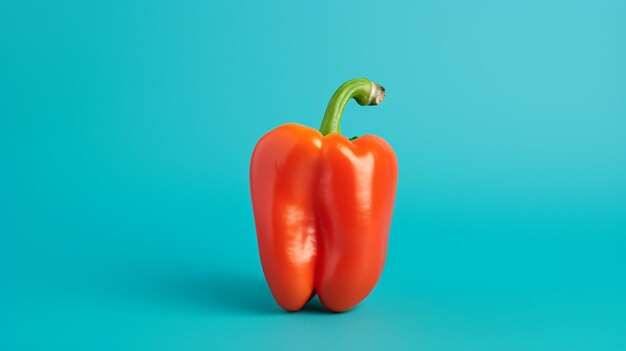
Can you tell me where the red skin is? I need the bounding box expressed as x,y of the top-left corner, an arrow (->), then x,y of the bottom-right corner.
250,123 -> 397,312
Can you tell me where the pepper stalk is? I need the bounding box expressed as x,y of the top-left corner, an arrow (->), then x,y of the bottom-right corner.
319,78 -> 386,137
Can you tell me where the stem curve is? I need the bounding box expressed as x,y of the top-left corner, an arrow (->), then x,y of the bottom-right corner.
319,78 -> 385,136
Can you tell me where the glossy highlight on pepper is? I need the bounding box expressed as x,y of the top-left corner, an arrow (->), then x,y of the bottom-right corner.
250,78 -> 397,312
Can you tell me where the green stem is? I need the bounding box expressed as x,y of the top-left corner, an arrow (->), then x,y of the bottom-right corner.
319,78 -> 385,136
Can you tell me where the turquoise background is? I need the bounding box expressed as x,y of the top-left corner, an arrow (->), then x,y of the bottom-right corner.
3,1 -> 626,350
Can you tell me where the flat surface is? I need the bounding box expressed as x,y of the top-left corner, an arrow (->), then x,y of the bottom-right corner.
2,1 -> 626,350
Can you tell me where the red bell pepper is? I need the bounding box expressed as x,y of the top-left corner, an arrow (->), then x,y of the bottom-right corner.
250,78 -> 398,312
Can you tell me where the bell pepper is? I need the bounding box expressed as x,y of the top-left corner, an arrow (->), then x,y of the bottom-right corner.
250,78 -> 398,312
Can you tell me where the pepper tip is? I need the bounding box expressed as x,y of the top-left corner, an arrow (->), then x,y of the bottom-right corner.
368,82 -> 386,105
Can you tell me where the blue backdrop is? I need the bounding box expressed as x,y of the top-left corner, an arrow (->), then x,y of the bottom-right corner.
3,1 -> 625,350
